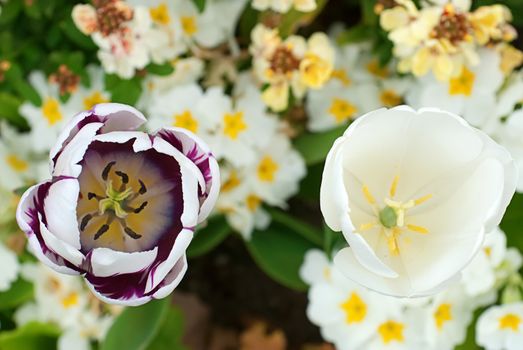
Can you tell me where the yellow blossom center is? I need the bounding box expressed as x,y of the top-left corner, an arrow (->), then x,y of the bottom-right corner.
380,89 -> 402,107
42,98 -> 63,125
61,292 -> 79,308
246,194 -> 262,212
434,303 -> 453,330
222,171 -> 241,192
330,69 -> 351,86
173,110 -> 198,133
257,156 -> 279,182
340,292 -> 367,324
6,154 -> 28,172
366,60 -> 389,78
181,16 -> 197,36
223,111 -> 247,140
449,67 -> 475,96
150,3 -> 171,25
83,91 -> 109,110
378,320 -> 405,344
499,313 -> 521,331
328,98 -> 357,123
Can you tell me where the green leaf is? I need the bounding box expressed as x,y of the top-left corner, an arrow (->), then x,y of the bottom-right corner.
0,322 -> 60,350
268,208 -> 323,247
278,0 -> 328,37
146,62 -> 175,76
0,278 -> 33,310
336,24 -> 375,45
60,17 -> 97,51
146,306 -> 186,350
500,193 -> 523,251
361,0 -> 377,26
105,74 -> 143,105
246,221 -> 316,291
0,0 -> 22,25
187,215 -> 231,258
101,298 -> 169,350
4,64 -> 41,106
192,0 -> 206,12
293,124 -> 346,165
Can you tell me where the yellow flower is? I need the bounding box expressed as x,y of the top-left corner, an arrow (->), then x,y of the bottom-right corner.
500,44 -> 523,75
300,53 -> 332,88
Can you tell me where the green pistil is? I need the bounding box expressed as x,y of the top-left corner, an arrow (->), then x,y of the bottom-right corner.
98,180 -> 134,218
379,206 -> 397,228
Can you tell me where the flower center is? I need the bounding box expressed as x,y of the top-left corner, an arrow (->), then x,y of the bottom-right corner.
42,98 -> 63,125
448,66 -> 475,96
149,3 -> 170,25
431,5 -> 471,44
360,176 -> 432,255
49,64 -> 80,96
434,303 -> 453,330
173,110 -> 198,133
223,111 -> 247,139
6,154 -> 28,172
83,91 -> 109,110
340,292 -> 367,324
378,320 -> 405,344
181,16 -> 198,36
257,156 -> 279,182
329,98 -> 357,123
269,46 -> 301,76
499,313 -> 521,331
380,89 -> 402,107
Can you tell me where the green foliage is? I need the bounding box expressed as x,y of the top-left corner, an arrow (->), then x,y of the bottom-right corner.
192,0 -> 207,12
0,278 -> 33,311
146,63 -> 176,77
104,74 -> 143,106
145,307 -> 186,350
246,220 -> 318,291
0,322 -> 60,350
501,193 -> 523,251
187,215 -> 231,258
293,124 -> 346,165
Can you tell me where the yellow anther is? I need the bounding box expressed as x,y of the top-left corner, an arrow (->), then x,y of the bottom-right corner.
359,222 -> 376,231
387,234 -> 400,256
414,194 -> 432,206
406,224 -> 429,234
389,175 -> 399,198
362,185 -> 376,205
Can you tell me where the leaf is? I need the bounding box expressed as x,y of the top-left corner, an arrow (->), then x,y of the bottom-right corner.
246,221 -> 316,291
187,215 -> 231,258
268,208 -> 323,247
0,278 -> 33,310
104,74 -> 143,105
101,298 -> 169,350
0,0 -> 22,25
293,124 -> 346,165
277,0 -> 328,37
0,322 -> 60,350
500,193 -> 523,251
146,62 -> 175,76
336,24 -> 375,45
59,17 -> 97,51
146,306 -> 186,350
192,0 -> 206,12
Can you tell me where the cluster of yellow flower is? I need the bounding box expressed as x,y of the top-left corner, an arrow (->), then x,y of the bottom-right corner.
379,0 -> 522,81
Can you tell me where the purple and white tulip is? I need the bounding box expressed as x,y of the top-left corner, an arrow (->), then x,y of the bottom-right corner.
16,103 -> 220,306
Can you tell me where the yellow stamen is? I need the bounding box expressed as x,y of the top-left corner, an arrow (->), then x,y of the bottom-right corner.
389,175 -> 399,198
499,314 -> 521,331
406,224 -> 429,234
387,234 -> 400,255
359,222 -> 376,231
414,194 -> 433,206
434,303 -> 453,330
61,292 -> 79,308
362,185 -> 376,205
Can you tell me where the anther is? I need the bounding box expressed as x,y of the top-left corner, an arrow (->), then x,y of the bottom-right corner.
94,224 -> 110,240
138,179 -> 147,194
115,170 -> 129,184
102,161 -> 116,181
87,192 -> 100,200
80,214 -> 93,231
134,201 -> 148,214
124,227 -> 142,239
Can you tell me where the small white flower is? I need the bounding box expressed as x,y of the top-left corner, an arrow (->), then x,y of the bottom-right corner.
321,106 -> 516,297
299,249 -> 332,285
477,303 -> 523,350
499,109 -> 523,192
0,241 -> 19,292
252,0 -> 316,13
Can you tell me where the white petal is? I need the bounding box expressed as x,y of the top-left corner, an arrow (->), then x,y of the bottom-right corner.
84,279 -> 152,307
152,255 -> 188,299
89,247 -> 158,277
93,131 -> 153,152
39,216 -> 84,268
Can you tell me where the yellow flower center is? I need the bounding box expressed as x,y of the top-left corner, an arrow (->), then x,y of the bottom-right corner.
61,292 -> 79,308
330,69 -> 351,86
499,313 -> 521,331
300,53 -> 332,88
6,154 -> 28,172
150,3 -> 171,25
181,16 -> 197,36
484,246 -> 492,257
42,98 -> 63,125
246,194 -> 262,212
257,156 -> 279,182
378,320 -> 405,344
366,60 -> 389,78
380,89 -> 402,107
222,170 -> 241,192
360,176 -> 432,255
434,303 -> 453,330
223,111 -> 247,140
448,67 -> 475,96
83,91 -> 109,110
323,267 -> 331,281
328,98 -> 357,123
340,292 -> 367,324
173,110 -> 198,133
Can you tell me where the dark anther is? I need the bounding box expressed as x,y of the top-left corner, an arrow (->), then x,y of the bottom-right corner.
115,170 -> 129,184
124,227 -> 142,239
87,192 -> 99,200
94,224 -> 110,240
138,179 -> 147,194
80,214 -> 93,231
102,161 -> 116,181
134,201 -> 148,214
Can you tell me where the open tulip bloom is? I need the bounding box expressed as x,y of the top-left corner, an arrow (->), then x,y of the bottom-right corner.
16,103 -> 219,306
321,106 -> 517,297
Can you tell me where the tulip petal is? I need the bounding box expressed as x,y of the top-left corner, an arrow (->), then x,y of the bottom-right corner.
89,247 -> 159,278
39,216 -> 84,268
151,255 -> 187,299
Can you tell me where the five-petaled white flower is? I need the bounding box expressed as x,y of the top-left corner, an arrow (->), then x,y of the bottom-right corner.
476,302 -> 523,350
16,103 -> 219,306
320,106 -> 517,297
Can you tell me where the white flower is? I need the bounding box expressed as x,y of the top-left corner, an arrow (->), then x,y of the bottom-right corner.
70,66 -> 111,112
321,106 -> 516,297
19,72 -> 79,153
58,311 -> 114,350
299,249 -> 332,285
477,303 -> 523,350
405,48 -> 504,132
0,241 -> 19,291
499,109 -> 523,192
496,71 -> 523,119
252,0 -> 316,13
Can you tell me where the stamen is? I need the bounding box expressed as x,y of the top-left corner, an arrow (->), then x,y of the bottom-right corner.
87,192 -> 102,200
94,224 -> 110,240
124,227 -> 142,239
359,222 -> 376,231
362,185 -> 376,205
406,224 -> 429,234
387,234 -> 399,255
115,170 -> 129,184
138,179 -> 147,194
414,194 -> 432,206
102,161 -> 116,181
389,176 -> 399,198
133,201 -> 148,214
80,214 -> 93,231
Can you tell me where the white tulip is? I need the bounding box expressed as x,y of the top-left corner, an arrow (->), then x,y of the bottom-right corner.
320,106 -> 517,297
